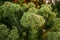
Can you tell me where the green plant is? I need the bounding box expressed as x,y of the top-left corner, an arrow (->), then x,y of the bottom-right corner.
27,2 -> 35,8
45,32 -> 60,40
54,1 -> 60,17
0,1 -> 59,40
0,24 -> 9,40
7,27 -> 19,40
28,7 -> 38,13
38,5 -> 56,29
51,18 -> 60,31
38,6 -> 51,19
20,13 -> 45,28
0,1 -> 23,28
0,2 -> 24,40
18,0 -> 24,6
22,3 -> 28,12
41,4 -> 52,11
20,13 -> 45,40
22,2 -> 35,12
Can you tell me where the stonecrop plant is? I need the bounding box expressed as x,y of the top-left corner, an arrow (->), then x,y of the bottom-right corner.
38,4 -> 56,29
45,32 -> 60,40
28,7 -> 38,13
0,24 -> 9,40
0,1 -> 59,40
20,12 -> 45,40
20,13 -> 45,28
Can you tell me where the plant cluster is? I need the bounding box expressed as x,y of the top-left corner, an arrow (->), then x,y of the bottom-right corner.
0,1 -> 60,40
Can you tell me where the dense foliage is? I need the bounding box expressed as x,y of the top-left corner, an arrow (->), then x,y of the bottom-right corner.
51,18 -> 60,31
20,13 -> 45,28
28,7 -> 38,13
0,2 -> 23,40
22,2 -> 35,12
0,24 -> 9,40
7,27 -> 19,40
0,1 -> 23,28
53,1 -> 60,17
45,32 -> 60,40
38,4 -> 56,29
0,1 -> 60,40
